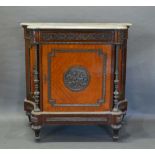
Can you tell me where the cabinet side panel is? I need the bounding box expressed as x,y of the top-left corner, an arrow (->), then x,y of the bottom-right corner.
25,41 -> 35,101
25,39 -> 30,99
39,45 -> 43,111
29,46 -> 35,98
117,41 -> 127,100
122,40 -> 127,99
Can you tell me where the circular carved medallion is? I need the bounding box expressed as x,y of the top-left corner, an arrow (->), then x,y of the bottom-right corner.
64,66 -> 90,91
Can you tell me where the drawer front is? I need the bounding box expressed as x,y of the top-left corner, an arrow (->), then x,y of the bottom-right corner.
41,44 -> 113,112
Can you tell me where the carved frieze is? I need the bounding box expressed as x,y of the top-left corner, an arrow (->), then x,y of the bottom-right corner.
41,31 -> 114,42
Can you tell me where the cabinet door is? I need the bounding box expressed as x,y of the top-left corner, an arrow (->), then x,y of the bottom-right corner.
41,44 -> 113,112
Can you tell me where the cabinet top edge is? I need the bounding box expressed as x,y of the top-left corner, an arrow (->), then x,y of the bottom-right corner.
20,23 -> 132,30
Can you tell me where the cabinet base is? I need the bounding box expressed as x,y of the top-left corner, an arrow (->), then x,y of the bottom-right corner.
24,99 -> 127,141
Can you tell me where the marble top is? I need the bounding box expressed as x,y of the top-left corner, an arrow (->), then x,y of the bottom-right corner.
20,23 -> 132,29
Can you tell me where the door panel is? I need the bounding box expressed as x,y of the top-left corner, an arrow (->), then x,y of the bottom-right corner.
41,44 -> 113,112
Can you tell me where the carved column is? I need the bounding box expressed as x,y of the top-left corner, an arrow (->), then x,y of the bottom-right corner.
33,53 -> 40,112
32,30 -> 40,112
113,45 -> 120,111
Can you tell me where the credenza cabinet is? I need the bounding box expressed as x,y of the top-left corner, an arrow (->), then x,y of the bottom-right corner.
21,23 -> 132,141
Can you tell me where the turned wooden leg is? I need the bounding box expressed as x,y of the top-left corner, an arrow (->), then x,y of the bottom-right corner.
111,124 -> 121,141
28,115 -> 32,125
121,113 -> 126,125
26,112 -> 32,125
112,128 -> 119,141
28,114 -> 31,122
31,125 -> 41,140
34,129 -> 40,140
